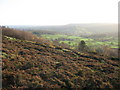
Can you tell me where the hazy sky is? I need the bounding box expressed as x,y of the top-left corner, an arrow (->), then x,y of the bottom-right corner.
0,0 -> 119,25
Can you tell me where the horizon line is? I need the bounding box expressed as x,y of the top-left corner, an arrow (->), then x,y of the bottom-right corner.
0,22 -> 118,26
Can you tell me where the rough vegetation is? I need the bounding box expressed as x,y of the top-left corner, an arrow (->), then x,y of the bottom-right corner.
1,27 -> 120,89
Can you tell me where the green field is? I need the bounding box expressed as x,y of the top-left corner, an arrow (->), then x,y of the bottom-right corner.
41,34 -> 118,49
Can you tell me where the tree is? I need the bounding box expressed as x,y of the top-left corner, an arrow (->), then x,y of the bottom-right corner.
78,40 -> 88,52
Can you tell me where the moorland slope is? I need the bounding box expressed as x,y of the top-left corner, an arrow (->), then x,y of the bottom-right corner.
1,27 -> 119,89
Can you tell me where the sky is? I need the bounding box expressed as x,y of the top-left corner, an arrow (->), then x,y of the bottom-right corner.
0,0 -> 119,25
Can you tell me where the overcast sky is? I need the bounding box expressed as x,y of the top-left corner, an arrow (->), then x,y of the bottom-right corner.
0,0 -> 119,25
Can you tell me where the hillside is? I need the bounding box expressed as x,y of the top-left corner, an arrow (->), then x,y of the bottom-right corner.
1,28 -> 120,89
8,23 -> 118,36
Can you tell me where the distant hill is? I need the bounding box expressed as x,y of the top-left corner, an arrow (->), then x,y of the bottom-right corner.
8,23 -> 118,36
68,23 -> 118,33
1,27 -> 119,89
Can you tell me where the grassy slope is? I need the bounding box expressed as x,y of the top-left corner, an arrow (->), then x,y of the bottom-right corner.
2,35 -> 119,89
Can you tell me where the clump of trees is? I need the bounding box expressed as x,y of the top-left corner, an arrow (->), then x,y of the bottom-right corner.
78,40 -> 89,52
1,26 -> 50,44
2,27 -> 36,41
